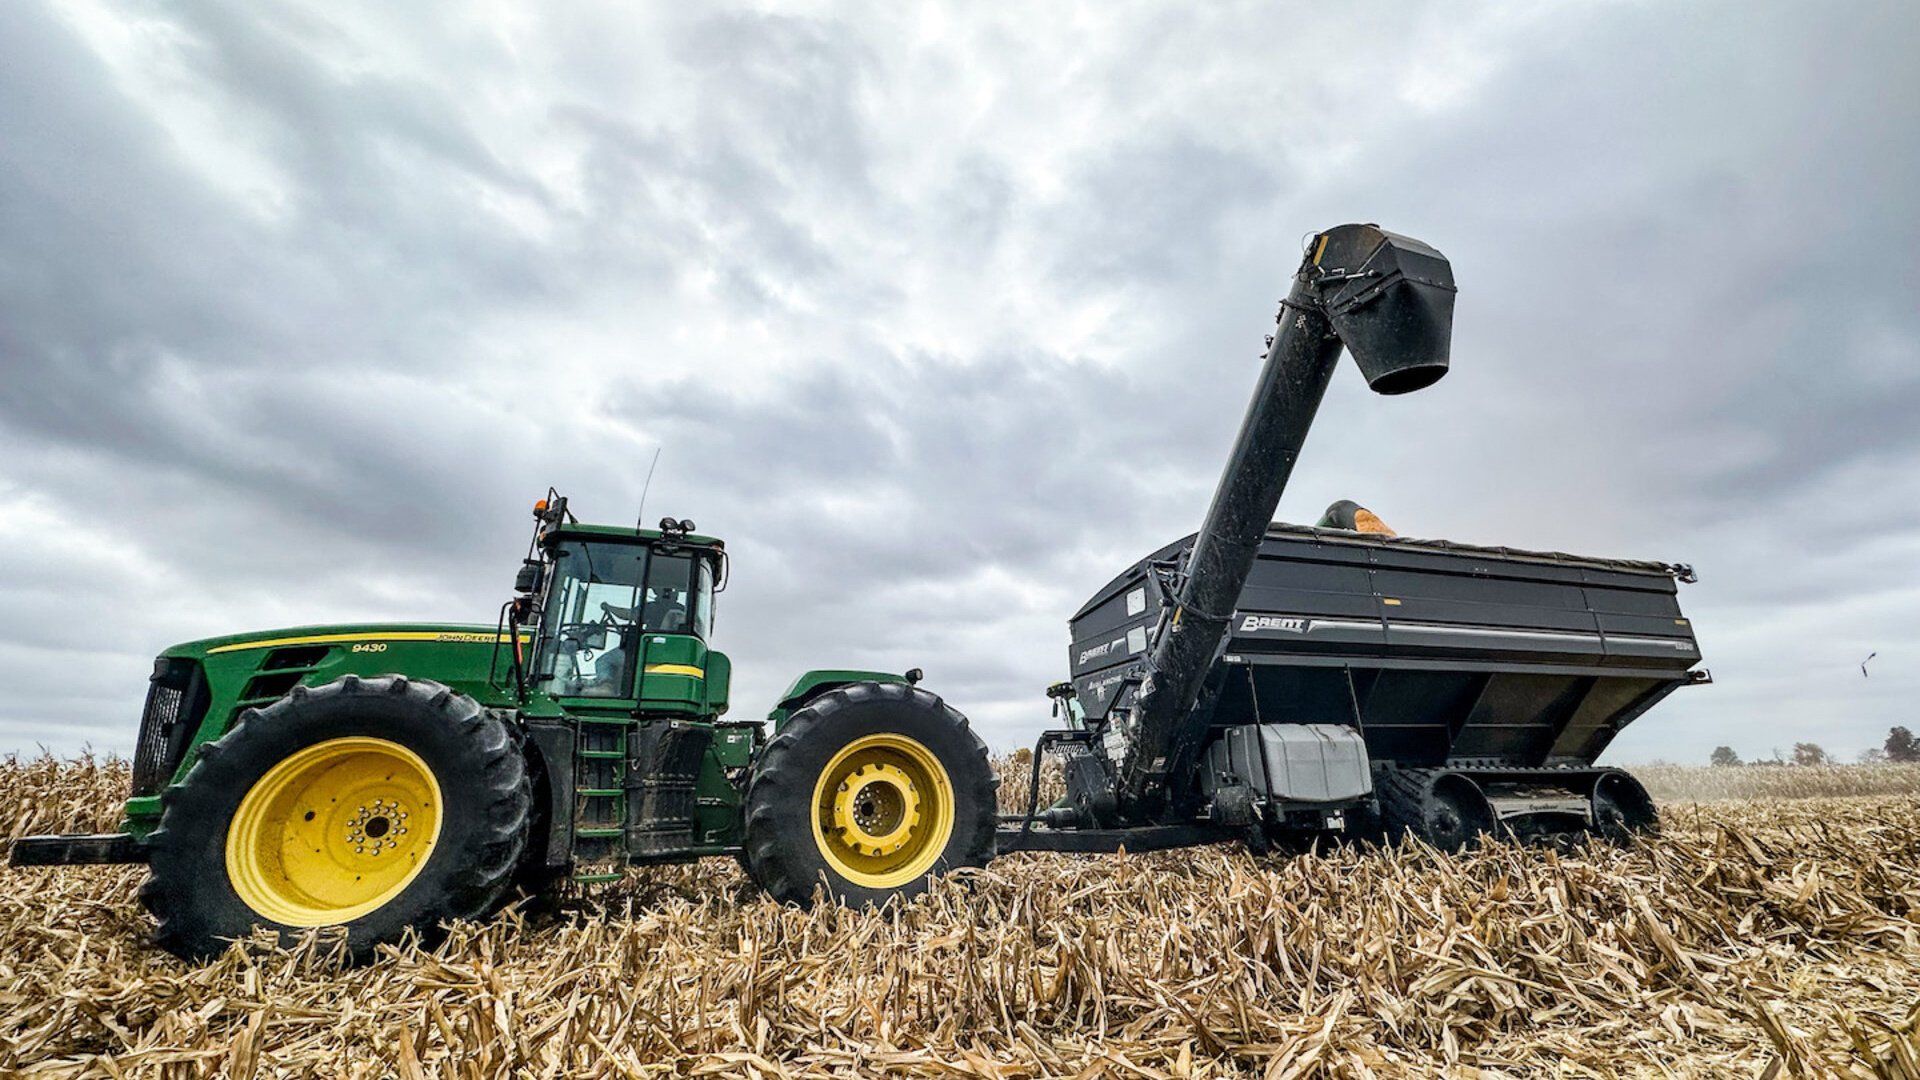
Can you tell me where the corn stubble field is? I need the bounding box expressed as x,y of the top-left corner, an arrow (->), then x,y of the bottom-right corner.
4,757 -> 1919,1078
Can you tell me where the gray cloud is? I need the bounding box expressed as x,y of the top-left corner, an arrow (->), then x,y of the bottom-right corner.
2,1 -> 1917,767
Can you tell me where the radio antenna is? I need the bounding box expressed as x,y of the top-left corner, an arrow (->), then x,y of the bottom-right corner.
635,447 -> 663,530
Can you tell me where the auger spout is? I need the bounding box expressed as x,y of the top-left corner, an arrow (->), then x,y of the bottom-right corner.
1115,224 -> 1457,817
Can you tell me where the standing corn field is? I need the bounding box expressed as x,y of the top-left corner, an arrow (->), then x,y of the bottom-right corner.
4,753 -> 1919,1077
1632,764 -> 1920,804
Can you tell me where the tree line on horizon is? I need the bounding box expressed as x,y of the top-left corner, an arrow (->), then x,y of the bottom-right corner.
1710,726 -> 1919,767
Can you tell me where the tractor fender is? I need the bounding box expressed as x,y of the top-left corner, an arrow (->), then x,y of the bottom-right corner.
767,669 -> 911,731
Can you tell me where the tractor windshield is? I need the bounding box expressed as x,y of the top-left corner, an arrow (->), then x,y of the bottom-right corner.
537,541 -> 647,697
535,540 -> 719,697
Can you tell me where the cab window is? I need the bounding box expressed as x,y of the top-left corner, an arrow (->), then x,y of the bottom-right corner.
692,558 -> 716,639
642,554 -> 692,633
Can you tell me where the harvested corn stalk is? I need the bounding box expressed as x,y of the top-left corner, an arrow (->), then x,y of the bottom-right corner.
3,754 -> 1917,1077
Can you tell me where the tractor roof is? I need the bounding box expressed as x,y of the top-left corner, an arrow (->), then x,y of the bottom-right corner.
542,522 -> 725,549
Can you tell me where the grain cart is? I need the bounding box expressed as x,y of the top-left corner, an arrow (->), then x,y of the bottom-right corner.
1003,225 -> 1702,855
11,504 -> 998,958
1021,510 -> 1703,852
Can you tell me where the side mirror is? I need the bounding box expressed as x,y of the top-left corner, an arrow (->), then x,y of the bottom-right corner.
514,560 -> 545,594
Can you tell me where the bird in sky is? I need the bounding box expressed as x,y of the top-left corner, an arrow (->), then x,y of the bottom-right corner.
1862,652 -> 1877,678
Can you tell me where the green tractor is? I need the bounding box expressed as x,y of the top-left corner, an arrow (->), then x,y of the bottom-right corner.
11,493 -> 998,959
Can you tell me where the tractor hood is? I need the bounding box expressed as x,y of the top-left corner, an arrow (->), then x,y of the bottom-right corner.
114,622 -> 532,839
160,623 -> 526,660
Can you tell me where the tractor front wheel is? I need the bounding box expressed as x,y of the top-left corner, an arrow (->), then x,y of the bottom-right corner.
141,675 -> 531,961
742,682 -> 996,907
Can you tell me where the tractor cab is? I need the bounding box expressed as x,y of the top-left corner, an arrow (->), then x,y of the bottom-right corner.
513,494 -> 730,714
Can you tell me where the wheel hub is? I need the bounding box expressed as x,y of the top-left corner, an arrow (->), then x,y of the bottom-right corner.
832,763 -> 922,856
226,737 -> 443,927
809,732 -> 957,890
1429,803 -> 1464,839
344,797 -> 412,856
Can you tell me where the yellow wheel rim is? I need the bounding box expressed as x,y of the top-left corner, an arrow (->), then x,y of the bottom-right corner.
225,737 -> 444,926
810,733 -> 955,889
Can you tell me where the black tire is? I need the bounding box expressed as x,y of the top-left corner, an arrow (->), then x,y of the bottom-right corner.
141,675 -> 532,961
501,727 -> 566,918
742,682 -> 997,907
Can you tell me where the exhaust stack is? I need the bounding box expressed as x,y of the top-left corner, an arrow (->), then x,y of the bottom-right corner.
1116,224 -> 1456,818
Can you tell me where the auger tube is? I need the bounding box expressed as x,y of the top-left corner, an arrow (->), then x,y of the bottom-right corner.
1116,224 -> 1457,818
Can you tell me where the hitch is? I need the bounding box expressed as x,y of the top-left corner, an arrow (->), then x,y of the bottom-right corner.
9,833 -> 145,867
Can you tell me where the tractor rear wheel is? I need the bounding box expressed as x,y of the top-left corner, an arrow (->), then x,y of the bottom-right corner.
742,682 -> 997,907
141,675 -> 531,961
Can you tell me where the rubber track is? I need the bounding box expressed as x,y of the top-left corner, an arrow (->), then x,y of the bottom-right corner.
1376,766 -> 1660,847
1375,767 -> 1445,843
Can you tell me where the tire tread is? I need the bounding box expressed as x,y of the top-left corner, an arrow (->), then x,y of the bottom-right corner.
142,675 -> 531,961
741,681 -> 997,908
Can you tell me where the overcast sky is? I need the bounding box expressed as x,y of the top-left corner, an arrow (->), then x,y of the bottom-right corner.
3,1 -> 1916,765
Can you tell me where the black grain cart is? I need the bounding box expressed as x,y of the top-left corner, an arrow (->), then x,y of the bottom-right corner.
1001,224 -> 1706,856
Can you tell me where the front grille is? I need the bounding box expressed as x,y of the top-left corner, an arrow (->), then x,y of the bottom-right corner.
130,659 -> 209,797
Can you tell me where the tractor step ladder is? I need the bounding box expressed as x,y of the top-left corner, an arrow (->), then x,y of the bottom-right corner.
571,717 -> 631,884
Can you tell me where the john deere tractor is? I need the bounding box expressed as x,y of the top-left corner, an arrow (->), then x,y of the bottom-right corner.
12,495 -> 997,959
